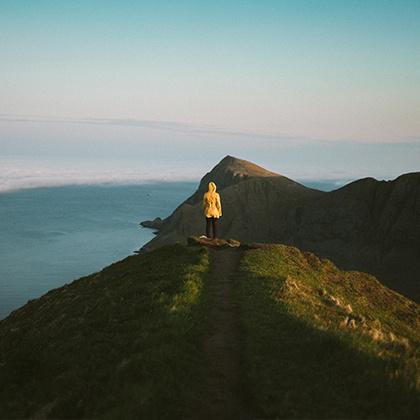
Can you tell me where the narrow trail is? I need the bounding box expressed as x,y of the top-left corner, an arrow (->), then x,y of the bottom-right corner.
195,246 -> 249,420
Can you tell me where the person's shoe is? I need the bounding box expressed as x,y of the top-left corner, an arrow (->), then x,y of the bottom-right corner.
199,235 -> 208,239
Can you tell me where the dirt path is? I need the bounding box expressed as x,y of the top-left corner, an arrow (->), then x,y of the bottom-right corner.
195,247 -> 249,420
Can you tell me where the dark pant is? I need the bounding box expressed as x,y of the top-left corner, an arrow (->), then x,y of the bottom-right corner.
206,217 -> 218,239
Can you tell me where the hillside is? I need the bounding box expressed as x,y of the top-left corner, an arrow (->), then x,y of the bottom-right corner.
141,155 -> 322,250
237,242 -> 419,418
140,155 -> 420,302
0,245 -> 210,419
0,241 -> 419,419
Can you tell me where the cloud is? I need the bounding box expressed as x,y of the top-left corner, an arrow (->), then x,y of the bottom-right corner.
2,113 -> 420,145
0,113 -> 390,144
0,157 -> 201,193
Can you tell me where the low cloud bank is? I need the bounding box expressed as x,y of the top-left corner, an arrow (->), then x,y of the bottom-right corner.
0,154 -> 410,194
0,157 -> 201,193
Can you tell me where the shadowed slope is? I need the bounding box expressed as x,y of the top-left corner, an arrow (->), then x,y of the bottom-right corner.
292,172 -> 420,300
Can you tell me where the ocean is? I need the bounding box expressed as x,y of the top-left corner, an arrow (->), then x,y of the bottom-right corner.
0,182 -> 197,320
0,180 -> 340,320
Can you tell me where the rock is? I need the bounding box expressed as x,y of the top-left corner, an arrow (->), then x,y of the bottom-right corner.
340,316 -> 357,329
348,318 -> 357,328
187,236 -> 241,248
140,217 -> 163,229
324,294 -> 341,307
284,275 -> 300,291
369,327 -> 386,342
227,238 -> 241,247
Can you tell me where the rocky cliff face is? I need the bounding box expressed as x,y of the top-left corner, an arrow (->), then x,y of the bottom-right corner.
293,173 -> 420,300
141,156 -> 420,301
142,155 -> 323,247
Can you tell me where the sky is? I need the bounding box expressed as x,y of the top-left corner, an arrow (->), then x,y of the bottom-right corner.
1,0 -> 419,191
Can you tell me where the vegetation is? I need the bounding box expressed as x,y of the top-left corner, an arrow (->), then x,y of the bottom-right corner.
237,244 -> 420,418
1,242 -> 419,419
0,244 -> 210,419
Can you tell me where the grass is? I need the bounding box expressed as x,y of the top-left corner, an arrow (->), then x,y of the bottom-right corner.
237,244 -> 420,419
0,244 -> 210,419
1,242 -> 419,419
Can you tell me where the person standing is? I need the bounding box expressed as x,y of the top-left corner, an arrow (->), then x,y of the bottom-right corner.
202,181 -> 222,239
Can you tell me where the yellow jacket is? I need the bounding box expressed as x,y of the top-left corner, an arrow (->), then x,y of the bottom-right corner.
203,182 -> 222,218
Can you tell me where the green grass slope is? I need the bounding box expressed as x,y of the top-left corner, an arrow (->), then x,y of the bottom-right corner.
237,244 -> 420,419
0,242 -> 419,419
0,245 -> 210,419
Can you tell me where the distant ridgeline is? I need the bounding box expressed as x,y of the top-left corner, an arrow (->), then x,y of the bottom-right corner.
141,155 -> 420,302
0,242 -> 419,418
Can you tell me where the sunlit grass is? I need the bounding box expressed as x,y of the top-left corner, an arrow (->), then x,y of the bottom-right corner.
0,244 -> 210,419
237,245 -> 420,418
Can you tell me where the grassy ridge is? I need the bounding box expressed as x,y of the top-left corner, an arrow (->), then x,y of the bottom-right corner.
1,242 -> 419,419
237,245 -> 420,419
0,244 -> 210,419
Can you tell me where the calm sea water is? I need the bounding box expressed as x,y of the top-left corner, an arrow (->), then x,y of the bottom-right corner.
0,180 -> 339,320
0,182 -> 197,320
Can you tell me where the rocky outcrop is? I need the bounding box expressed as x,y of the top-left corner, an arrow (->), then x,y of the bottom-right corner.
187,236 -> 241,248
140,217 -> 163,230
140,155 -> 420,301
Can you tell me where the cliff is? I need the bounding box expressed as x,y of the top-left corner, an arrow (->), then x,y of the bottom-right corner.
141,156 -> 420,301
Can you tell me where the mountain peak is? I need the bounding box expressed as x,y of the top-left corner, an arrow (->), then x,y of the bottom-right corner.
187,155 -> 281,201
180,155 -> 280,206
214,155 -> 280,178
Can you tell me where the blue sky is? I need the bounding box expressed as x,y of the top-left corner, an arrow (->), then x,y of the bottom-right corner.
1,0 -> 419,189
